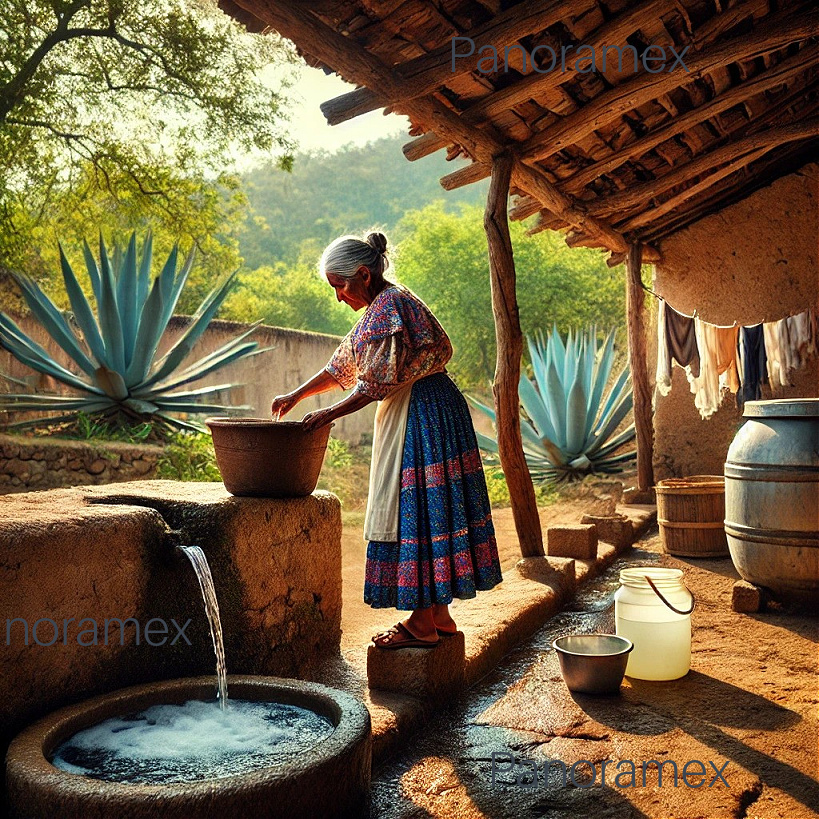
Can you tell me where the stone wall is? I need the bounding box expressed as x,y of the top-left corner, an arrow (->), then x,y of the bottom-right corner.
0,481 -> 342,757
651,162 -> 819,478
0,433 -> 161,494
0,317 -> 376,446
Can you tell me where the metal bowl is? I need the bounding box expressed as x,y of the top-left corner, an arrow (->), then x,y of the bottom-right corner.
552,634 -> 633,695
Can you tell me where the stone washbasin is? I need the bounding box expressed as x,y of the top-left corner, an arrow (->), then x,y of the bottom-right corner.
5,676 -> 372,819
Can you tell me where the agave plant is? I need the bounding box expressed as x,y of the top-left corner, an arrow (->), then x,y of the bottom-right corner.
0,232 -> 260,432
469,326 -> 637,484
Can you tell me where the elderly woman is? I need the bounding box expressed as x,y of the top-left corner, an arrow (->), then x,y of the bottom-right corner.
271,231 -> 502,649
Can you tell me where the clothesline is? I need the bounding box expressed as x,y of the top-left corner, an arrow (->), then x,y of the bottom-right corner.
641,283 -> 809,328
654,296 -> 817,421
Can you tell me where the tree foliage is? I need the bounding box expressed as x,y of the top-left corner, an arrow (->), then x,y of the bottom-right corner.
394,203 -> 626,390
237,135 -> 489,269
0,0 -> 296,276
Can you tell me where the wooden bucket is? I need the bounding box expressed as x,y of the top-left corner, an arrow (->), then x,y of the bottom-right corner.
655,475 -> 729,557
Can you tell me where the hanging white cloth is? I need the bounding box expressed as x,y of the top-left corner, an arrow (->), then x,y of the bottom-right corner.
363,380 -> 414,542
686,319 -> 721,419
763,320 -> 792,387
656,299 -> 672,396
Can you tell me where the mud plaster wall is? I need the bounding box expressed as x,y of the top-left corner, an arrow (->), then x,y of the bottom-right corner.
651,164 -> 819,479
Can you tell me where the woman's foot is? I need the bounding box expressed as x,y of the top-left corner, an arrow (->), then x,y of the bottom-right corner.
432,603 -> 457,636
372,620 -> 438,649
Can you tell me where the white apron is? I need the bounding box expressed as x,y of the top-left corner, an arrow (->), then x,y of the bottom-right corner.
363,380 -> 415,542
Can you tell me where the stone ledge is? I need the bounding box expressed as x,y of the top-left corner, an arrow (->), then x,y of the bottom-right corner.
367,631 -> 465,698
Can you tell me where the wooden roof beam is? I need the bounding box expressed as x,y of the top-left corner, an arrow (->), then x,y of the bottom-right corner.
518,7 -> 819,164
562,43 -> 819,195
638,141 -> 818,242
228,0 -> 658,260
586,116 -> 819,217
320,0 -> 570,126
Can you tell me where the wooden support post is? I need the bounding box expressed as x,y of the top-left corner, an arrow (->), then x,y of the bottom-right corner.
485,154 -> 544,557
625,243 -> 655,493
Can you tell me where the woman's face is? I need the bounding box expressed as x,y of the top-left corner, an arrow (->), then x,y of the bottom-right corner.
326,269 -> 371,311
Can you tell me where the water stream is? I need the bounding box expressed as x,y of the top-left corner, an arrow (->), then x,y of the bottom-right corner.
50,543 -> 336,783
178,545 -> 229,709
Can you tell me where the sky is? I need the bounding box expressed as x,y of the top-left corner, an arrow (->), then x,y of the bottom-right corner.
282,64 -> 410,153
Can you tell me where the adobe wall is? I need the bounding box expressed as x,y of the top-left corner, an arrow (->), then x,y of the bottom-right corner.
651,163 -> 818,479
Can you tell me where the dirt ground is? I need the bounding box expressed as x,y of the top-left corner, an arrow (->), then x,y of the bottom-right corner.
340,497 -> 612,654
365,534 -> 819,819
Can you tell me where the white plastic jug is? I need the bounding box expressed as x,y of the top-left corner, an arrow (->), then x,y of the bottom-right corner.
614,567 -> 695,681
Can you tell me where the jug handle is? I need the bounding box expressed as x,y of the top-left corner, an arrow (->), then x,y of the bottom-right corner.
644,575 -> 696,615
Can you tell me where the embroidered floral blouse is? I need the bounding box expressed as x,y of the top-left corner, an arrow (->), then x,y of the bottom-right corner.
325,284 -> 453,400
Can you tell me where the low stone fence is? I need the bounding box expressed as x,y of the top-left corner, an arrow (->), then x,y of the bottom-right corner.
0,481 -> 342,757
0,434 -> 162,494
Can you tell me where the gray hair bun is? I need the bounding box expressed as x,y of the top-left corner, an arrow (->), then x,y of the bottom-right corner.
366,232 -> 388,255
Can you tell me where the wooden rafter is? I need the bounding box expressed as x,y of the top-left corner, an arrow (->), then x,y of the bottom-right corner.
516,8 -> 819,164
561,43 -> 819,195
586,116 -> 819,217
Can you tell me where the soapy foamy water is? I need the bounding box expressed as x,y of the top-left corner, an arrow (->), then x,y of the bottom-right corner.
51,699 -> 334,784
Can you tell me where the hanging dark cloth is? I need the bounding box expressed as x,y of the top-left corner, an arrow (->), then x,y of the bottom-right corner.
737,324 -> 768,406
665,303 -> 700,379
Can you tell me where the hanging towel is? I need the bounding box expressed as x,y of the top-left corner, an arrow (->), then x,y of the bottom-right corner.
656,299 -> 700,396
763,320 -> 792,387
715,325 -> 740,394
687,319 -> 720,419
738,324 -> 768,406
786,310 -> 816,369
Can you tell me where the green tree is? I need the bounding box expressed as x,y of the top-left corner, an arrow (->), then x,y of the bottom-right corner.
395,203 -> 625,389
0,0 -> 296,280
222,259 -> 354,337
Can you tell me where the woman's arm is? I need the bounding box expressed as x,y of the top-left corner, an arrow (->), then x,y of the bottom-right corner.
301,387 -> 375,431
271,368 -> 341,419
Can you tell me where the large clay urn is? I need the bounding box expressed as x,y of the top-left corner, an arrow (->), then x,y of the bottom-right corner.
206,418 -> 332,497
724,399 -> 819,604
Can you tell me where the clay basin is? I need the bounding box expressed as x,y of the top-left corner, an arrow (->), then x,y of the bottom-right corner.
5,675 -> 372,819
206,418 -> 333,497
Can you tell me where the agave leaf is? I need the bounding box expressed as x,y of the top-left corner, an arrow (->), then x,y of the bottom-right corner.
150,383 -> 236,401
545,358 -> 567,449
592,424 -> 637,459
518,375 -> 560,450
59,245 -> 108,367
154,412 -> 209,433
98,234 -> 126,373
154,399 -> 250,413
136,231 -> 153,312
474,431 -> 499,455
0,314 -> 103,394
585,392 -> 634,457
122,397 -> 159,414
0,395 -> 115,411
137,341 -> 258,397
82,239 -> 102,306
118,232 -> 139,368
565,366 -> 588,455
11,272 -> 98,377
142,270 -> 238,389
594,365 -> 631,433
588,329 -> 615,420
159,245 -> 196,330
93,366 -> 129,400
124,275 -> 167,387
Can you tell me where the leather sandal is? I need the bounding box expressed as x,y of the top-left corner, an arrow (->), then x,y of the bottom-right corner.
372,622 -> 439,649
435,626 -> 458,637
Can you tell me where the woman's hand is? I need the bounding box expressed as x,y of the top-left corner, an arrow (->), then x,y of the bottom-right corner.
271,392 -> 300,420
301,407 -> 336,432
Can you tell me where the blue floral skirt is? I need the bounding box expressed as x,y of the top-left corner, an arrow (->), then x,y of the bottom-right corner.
364,372 -> 502,610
